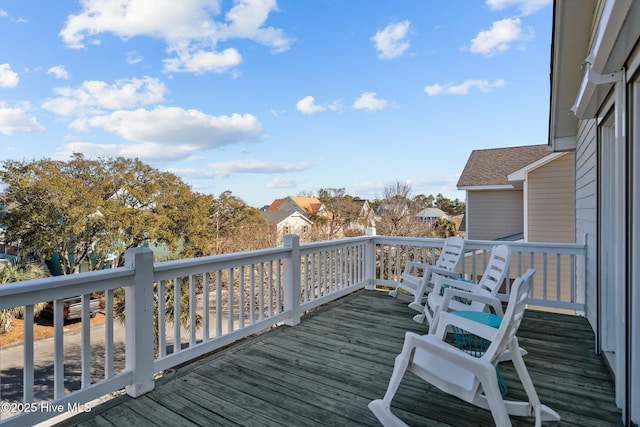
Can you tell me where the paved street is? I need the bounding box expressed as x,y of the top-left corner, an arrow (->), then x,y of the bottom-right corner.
0,315 -> 127,407
0,292 -> 231,416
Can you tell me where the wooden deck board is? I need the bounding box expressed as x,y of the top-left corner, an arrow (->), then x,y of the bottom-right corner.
57,290 -> 622,426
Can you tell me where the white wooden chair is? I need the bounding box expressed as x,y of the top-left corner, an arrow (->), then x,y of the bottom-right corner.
369,269 -> 561,427
388,236 -> 465,313
413,244 -> 511,326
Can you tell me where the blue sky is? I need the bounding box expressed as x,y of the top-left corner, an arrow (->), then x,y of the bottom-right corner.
0,0 -> 552,208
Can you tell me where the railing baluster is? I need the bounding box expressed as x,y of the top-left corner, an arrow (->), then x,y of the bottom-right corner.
189,275 -> 196,347
53,298 -> 64,399
542,253 -> 548,300
228,267 -> 234,333
158,281 -> 166,357
105,288 -> 114,378
555,254 -> 561,301
81,294 -> 91,388
216,270 -> 222,336
570,254 -> 576,303
276,261 -> 282,313
259,263 -> 265,321
23,304 -> 34,403
203,273 -> 210,341
268,260 -> 273,317
238,266 -> 245,328
173,277 -> 180,353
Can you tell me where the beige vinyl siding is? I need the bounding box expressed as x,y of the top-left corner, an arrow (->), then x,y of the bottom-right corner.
527,152 -> 576,243
466,190 -> 523,240
575,118 -> 598,329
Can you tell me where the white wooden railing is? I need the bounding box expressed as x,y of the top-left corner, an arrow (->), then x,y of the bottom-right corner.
0,233 -> 585,426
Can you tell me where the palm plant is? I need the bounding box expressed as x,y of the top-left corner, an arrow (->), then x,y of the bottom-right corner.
113,276 -> 202,356
0,262 -> 49,333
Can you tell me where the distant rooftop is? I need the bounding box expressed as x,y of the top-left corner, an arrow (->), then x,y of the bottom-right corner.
457,144 -> 550,188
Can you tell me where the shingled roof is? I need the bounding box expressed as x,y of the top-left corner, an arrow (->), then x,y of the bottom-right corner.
457,144 -> 550,188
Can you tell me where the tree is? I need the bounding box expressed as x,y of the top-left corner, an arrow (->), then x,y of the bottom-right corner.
375,181 -> 430,237
315,188 -> 366,240
433,193 -> 465,215
0,154 -> 214,273
413,194 -> 435,210
432,217 -> 458,237
212,191 -> 272,253
0,262 -> 49,334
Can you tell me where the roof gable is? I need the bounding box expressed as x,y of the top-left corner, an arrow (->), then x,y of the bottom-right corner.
288,196 -> 325,214
457,145 -> 550,189
260,210 -> 313,226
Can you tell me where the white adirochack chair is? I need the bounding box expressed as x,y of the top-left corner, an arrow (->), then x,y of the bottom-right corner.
413,244 -> 511,326
369,269 -> 561,427
388,236 -> 465,313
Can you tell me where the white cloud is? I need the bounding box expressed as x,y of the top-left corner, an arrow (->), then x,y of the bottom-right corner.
219,0 -> 293,53
371,20 -> 410,60
486,0 -> 551,15
126,50 -> 143,64
59,0 -> 291,74
295,96 -> 341,115
70,107 -> 262,148
470,18 -> 532,56
163,47 -> 242,74
0,106 -> 45,135
0,64 -> 19,88
47,65 -> 70,80
54,141 -> 196,162
425,79 -> 506,95
353,92 -> 388,111
266,177 -> 306,189
296,96 -> 325,114
0,9 -> 7,17
42,76 -> 167,116
171,160 -> 311,179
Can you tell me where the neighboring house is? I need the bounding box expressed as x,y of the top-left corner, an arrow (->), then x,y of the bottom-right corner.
265,196 -> 330,219
260,210 -> 313,242
457,144 -> 575,243
263,196 -> 326,241
549,1 -> 639,423
265,196 -> 373,239
348,199 -> 376,232
414,207 -> 448,226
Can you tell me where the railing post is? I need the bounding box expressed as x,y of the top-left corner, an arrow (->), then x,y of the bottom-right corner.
283,234 -> 301,326
365,227 -> 376,289
124,247 -> 155,397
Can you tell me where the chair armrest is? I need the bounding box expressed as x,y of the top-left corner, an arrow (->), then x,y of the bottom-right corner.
450,291 -> 504,316
433,311 -> 498,344
403,261 -> 431,275
432,274 -> 475,296
440,289 -> 504,317
403,331 -> 476,363
429,266 -> 461,278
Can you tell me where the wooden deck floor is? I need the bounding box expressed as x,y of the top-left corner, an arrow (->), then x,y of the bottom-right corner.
57,290 -> 621,426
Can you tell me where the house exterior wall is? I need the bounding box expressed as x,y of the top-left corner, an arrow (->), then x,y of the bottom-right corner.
466,190 -> 523,240
277,216 -> 311,237
574,118 -> 598,329
527,152 -> 575,243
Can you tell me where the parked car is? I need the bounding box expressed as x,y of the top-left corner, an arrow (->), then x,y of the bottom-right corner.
41,297 -> 102,321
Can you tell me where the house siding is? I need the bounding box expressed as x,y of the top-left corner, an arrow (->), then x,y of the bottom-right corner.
466,190 -> 523,240
574,118 -> 598,329
527,152 -> 576,243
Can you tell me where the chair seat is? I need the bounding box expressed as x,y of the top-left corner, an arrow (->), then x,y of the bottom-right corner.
412,347 -> 478,399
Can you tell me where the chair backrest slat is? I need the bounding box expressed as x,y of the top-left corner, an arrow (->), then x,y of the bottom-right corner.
485,268 -> 535,364
434,236 -> 465,272
474,245 -> 511,297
